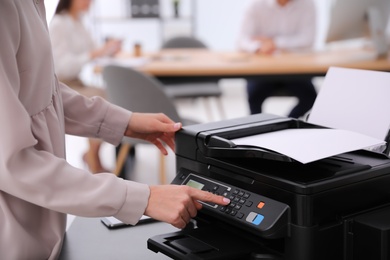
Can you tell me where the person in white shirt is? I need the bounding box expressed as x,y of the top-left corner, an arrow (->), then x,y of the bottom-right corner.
237,0 -> 318,119
49,0 -> 122,173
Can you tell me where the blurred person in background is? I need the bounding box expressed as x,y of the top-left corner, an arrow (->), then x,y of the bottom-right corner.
237,0 -> 318,119
49,0 -> 122,173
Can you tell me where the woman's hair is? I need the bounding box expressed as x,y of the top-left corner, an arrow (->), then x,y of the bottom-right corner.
55,0 -> 72,14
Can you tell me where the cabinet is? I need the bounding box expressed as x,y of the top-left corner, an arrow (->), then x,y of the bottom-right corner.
90,0 -> 196,51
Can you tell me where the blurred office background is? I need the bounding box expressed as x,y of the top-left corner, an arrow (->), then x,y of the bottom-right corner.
45,0 -> 390,184
46,0 -> 388,52
44,0 -> 390,229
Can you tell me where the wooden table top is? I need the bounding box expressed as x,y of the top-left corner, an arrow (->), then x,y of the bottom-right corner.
99,48 -> 390,78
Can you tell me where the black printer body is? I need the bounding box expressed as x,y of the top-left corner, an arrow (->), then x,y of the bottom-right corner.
148,114 -> 390,260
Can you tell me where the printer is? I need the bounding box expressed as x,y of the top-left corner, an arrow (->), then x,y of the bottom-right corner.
147,114 -> 390,260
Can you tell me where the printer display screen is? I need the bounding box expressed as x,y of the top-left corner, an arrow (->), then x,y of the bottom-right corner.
186,179 -> 205,190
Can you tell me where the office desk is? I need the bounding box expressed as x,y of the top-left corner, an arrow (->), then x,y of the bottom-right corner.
59,217 -> 178,260
110,48 -> 390,82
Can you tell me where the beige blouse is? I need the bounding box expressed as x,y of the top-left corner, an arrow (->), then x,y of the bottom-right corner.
0,1 -> 150,259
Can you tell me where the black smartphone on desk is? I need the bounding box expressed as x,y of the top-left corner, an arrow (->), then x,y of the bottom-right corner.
101,215 -> 155,229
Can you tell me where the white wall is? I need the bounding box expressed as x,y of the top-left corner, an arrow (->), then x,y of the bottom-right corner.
45,0 -> 389,52
45,0 -> 59,24
195,0 -> 252,50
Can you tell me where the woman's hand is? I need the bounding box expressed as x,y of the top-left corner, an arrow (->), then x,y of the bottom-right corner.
124,113 -> 182,155
145,185 -> 230,229
103,39 -> 122,57
258,38 -> 276,55
90,39 -> 122,59
253,37 -> 276,55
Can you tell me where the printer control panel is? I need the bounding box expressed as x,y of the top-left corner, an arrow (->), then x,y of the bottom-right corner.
173,169 -> 290,238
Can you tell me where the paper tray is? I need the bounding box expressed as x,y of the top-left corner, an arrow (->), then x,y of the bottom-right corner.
200,122 -> 310,162
205,143 -> 294,162
200,122 -> 385,164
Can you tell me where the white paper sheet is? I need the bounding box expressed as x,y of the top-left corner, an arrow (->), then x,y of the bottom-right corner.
231,128 -> 385,164
308,67 -> 390,140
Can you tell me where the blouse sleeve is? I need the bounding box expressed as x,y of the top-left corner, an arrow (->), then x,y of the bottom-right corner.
59,82 -> 133,145
59,84 -> 151,224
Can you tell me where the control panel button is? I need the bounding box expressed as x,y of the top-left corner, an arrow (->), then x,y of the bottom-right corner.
257,201 -> 265,209
246,201 -> 253,207
175,171 -> 290,238
246,212 -> 265,226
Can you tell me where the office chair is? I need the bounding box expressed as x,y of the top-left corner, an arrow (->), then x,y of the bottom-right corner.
161,36 -> 226,121
161,36 -> 208,49
102,64 -> 198,184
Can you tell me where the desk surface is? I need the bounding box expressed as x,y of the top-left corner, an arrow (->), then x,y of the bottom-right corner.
59,217 -> 178,260
110,48 -> 390,79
